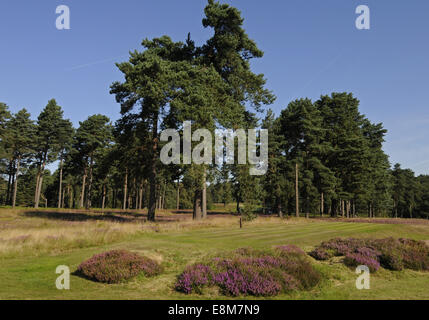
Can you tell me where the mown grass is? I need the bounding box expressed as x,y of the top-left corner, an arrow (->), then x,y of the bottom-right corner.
1,208 -> 429,300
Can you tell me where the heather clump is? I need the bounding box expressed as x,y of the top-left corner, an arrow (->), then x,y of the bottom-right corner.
76,250 -> 162,283
310,237 -> 429,272
175,246 -> 320,297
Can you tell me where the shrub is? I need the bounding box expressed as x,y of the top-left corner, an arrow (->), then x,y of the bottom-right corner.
276,245 -> 306,256
241,203 -> 258,222
310,237 -> 429,272
399,239 -> 429,271
76,250 -> 162,283
309,247 -> 334,260
175,246 -> 320,297
344,253 -> 380,272
175,264 -> 215,294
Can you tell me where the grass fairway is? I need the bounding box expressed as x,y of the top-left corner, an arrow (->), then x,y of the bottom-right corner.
1,208 -> 429,300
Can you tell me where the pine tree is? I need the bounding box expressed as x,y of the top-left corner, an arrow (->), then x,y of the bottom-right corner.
33,99 -> 69,208
4,109 -> 35,207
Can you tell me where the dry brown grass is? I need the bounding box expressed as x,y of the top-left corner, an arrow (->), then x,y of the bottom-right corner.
0,208 -> 302,257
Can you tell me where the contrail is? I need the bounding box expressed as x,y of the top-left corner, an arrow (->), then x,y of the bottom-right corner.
297,49 -> 345,96
65,55 -> 128,71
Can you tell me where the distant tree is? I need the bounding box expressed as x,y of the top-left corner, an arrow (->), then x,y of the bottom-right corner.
4,109 -> 35,207
33,99 -> 70,208
56,119 -> 74,208
74,115 -> 112,209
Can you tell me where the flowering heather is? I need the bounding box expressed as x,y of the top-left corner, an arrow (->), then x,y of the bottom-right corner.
310,237 -> 429,272
175,264 -> 215,294
344,253 -> 380,272
76,250 -> 162,283
175,246 -> 320,297
276,245 -> 306,256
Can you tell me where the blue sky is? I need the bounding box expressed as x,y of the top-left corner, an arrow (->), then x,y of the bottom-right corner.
1,1 -> 428,174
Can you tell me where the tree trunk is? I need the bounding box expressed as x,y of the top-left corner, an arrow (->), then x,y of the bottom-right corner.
12,157 -> 21,208
162,181 -> 166,210
6,160 -> 13,206
202,169 -> 207,219
123,169 -> 128,210
34,170 -> 40,207
148,113 -> 159,222
79,169 -> 87,209
58,158 -> 63,209
341,200 -> 344,218
193,189 -> 202,220
35,154 -> 47,208
320,192 -> 324,217
176,180 -> 180,211
36,175 -> 44,208
86,157 -> 94,209
346,201 -> 350,219
102,184 -> 106,211
295,163 -> 299,217
139,181 -> 143,210
277,202 -> 283,218
69,185 -> 73,209
62,187 -> 66,209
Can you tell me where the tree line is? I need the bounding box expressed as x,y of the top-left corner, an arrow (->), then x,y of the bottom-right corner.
0,1 -> 428,220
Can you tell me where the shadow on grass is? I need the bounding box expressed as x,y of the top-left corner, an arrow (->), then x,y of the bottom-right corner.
23,210 -> 133,223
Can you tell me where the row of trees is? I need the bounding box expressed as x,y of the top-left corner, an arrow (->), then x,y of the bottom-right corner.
0,1 -> 428,220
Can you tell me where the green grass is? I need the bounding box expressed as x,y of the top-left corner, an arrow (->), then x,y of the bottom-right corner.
1,213 -> 429,300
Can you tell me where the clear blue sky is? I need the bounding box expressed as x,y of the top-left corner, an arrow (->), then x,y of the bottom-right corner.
1,1 -> 428,174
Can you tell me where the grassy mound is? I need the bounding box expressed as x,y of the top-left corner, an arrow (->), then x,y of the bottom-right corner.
175,245 -> 320,297
76,250 -> 162,283
309,237 -> 429,272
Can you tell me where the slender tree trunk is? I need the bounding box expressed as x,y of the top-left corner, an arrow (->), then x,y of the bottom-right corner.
58,158 -> 63,209
34,171 -> 40,207
202,169 -> 207,219
12,157 -> 21,208
346,201 -> 350,219
69,186 -> 73,209
139,181 -> 143,210
86,157 -> 94,209
134,179 -> 139,210
295,163 -> 299,218
320,192 -> 324,217
341,200 -> 344,218
36,174 -> 44,208
193,189 -> 202,220
62,187 -> 66,209
278,201 -> 283,218
6,160 -> 13,206
176,180 -> 180,211
148,113 -> 159,222
79,169 -> 87,209
123,168 -> 128,210
102,184 -> 106,211
35,154 -> 47,208
162,180 -> 167,210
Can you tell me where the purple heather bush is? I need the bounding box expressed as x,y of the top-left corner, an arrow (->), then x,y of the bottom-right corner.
175,246 -> 320,297
344,253 -> 380,272
76,250 -> 162,284
310,237 -> 429,272
175,264 -> 215,294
